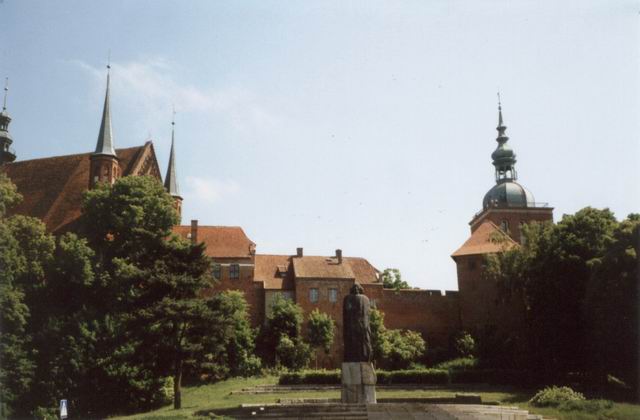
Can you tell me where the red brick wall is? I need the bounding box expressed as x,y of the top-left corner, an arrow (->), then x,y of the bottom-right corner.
364,284 -> 461,351
295,278 -> 354,368
207,257 -> 265,328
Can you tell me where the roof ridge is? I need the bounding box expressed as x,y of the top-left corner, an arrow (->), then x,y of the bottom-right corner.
3,145 -> 146,165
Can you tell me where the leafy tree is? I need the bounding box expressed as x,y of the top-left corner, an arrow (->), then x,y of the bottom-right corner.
194,291 -> 261,381
584,214 -> 639,389
307,309 -> 335,368
383,329 -> 426,370
484,207 -> 623,378
369,307 -> 388,366
259,295 -> 310,369
453,331 -> 476,358
81,176 -> 213,410
368,307 -> 425,369
380,268 -> 410,290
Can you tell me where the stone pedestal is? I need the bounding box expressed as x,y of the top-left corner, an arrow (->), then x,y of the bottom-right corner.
341,362 -> 376,404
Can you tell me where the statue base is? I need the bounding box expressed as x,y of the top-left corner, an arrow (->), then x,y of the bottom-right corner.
341,362 -> 376,404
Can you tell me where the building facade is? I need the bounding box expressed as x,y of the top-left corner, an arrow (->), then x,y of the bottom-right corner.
2,72 -> 552,368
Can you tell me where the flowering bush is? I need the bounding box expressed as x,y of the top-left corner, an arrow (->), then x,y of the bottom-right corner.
529,386 -> 585,407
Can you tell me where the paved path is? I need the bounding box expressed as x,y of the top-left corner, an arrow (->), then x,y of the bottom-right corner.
213,402 -> 544,419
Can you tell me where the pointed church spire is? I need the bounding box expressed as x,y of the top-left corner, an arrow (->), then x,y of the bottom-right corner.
164,110 -> 180,197
491,93 -> 517,183
93,63 -> 116,156
0,77 -> 16,164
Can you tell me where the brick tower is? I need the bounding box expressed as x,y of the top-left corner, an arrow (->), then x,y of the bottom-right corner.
452,97 -> 553,334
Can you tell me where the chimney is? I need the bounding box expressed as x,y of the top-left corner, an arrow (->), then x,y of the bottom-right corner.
190,219 -> 198,244
296,247 -> 303,257
335,249 -> 342,264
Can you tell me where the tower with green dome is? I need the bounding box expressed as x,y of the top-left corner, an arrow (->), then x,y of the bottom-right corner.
469,98 -> 553,243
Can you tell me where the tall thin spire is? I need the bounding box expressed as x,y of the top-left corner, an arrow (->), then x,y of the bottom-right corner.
164,108 -> 180,197
94,61 -> 116,156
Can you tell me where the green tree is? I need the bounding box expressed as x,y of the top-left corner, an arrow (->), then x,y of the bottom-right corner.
584,213 -> 639,390
369,307 -> 388,367
259,296 -> 310,369
380,268 -> 409,290
453,331 -> 476,358
307,309 -> 335,368
82,176 -> 212,410
194,291 -> 261,381
484,207 -> 621,377
383,329 -> 426,370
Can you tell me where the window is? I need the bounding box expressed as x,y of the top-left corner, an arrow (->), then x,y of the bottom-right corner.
212,264 -> 221,280
328,288 -> 338,303
370,298 -> 377,309
309,288 -> 319,303
500,220 -> 509,233
468,260 -> 477,271
230,264 -> 240,280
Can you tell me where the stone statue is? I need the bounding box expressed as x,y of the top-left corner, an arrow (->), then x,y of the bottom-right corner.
343,283 -> 372,363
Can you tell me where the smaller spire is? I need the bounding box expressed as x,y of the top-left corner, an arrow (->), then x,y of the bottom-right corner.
94,60 -> 116,156
490,94 -> 517,183
164,109 -> 180,197
2,77 -> 8,111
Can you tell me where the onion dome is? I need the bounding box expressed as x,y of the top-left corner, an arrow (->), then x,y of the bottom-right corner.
482,96 -> 535,209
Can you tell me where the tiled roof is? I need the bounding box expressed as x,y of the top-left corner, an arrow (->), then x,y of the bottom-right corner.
2,145 -> 148,233
451,221 -> 518,257
346,257 -> 380,284
255,254 -> 295,290
173,225 -> 255,259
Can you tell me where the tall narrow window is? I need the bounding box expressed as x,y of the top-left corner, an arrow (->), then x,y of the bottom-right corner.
310,288 -> 319,303
212,264 -> 221,280
328,288 -> 338,303
500,220 -> 509,233
230,264 -> 240,280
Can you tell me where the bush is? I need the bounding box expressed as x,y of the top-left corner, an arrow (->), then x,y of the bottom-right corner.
276,335 -> 312,370
558,399 -> 613,412
377,369 -> 448,385
529,386 -> 586,407
434,357 -> 478,371
279,370 -> 340,385
453,331 -> 476,358
383,329 -> 426,370
278,368 -> 449,385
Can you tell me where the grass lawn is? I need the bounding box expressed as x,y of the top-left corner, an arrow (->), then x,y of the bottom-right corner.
112,376 -> 640,420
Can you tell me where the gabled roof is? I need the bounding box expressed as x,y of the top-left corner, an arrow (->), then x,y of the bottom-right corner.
2,143 -> 156,233
451,221 -> 518,258
173,225 -> 255,259
255,254 -> 295,290
293,256 -> 355,279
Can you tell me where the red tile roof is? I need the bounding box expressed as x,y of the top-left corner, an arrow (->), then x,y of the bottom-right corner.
2,145 -> 149,233
173,225 -> 256,259
254,254 -> 295,290
451,221 -> 518,258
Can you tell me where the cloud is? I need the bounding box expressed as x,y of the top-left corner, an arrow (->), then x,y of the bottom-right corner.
69,57 -> 280,135
183,176 -> 240,205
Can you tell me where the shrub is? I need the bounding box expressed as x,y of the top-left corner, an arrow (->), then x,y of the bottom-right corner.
383,329 -> 426,370
276,335 -> 312,370
376,369 -> 448,385
529,386 -> 586,407
558,399 -> 613,412
434,357 -> 478,371
279,370 -> 340,385
453,331 -> 476,357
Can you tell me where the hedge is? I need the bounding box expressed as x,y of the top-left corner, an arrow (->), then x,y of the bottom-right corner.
278,369 -> 448,385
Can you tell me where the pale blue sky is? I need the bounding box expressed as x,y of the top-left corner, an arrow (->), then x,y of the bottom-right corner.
2,0 -> 638,290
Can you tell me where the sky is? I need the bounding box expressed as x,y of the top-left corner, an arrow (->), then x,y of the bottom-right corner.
1,0 -> 638,291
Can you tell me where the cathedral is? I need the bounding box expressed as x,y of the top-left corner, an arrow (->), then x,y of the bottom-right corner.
1,71 -> 553,367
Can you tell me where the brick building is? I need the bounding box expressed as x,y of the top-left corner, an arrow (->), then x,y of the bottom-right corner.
2,72 -> 552,367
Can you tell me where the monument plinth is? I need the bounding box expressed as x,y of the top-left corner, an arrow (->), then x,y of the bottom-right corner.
341,284 -> 376,404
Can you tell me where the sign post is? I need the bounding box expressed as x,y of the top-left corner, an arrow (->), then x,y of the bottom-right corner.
59,399 -> 67,420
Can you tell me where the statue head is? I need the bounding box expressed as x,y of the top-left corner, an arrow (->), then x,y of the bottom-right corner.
350,283 -> 364,295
